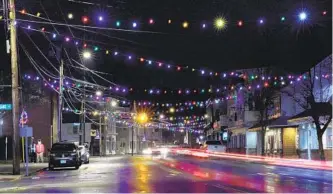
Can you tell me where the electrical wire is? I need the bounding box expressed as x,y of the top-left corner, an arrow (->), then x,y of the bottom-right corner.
17,15 -> 169,35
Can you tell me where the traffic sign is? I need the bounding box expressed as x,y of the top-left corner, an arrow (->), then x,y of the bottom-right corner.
0,104 -> 12,110
90,129 -> 97,137
20,126 -> 33,137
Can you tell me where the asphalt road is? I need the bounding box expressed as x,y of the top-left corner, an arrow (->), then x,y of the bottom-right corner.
0,155 -> 331,193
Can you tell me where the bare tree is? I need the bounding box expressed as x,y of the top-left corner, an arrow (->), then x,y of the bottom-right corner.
282,55 -> 332,160
245,67 -> 281,156
255,87 -> 279,156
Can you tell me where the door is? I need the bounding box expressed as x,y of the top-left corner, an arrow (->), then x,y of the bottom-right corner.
283,128 -> 297,157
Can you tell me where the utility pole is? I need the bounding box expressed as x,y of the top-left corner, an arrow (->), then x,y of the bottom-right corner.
131,125 -> 134,156
99,115 -> 102,157
9,0 -> 21,175
52,94 -> 58,143
58,59 -> 63,142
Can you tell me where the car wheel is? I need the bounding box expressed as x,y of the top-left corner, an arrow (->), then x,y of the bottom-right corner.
75,165 -> 80,170
86,159 -> 89,164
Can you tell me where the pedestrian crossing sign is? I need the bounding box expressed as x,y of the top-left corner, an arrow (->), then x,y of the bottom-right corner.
90,129 -> 97,137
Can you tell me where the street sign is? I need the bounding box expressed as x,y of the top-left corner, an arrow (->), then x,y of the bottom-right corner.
90,129 -> 97,137
0,104 -> 12,110
20,126 -> 33,137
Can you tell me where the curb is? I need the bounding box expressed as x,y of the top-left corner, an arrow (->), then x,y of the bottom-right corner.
0,186 -> 27,193
0,167 -> 48,182
0,175 -> 22,182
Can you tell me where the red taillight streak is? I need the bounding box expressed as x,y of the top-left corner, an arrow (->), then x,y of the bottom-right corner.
171,148 -> 332,171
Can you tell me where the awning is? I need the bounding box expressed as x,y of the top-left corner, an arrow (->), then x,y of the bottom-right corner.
248,116 -> 297,132
229,127 -> 246,135
288,102 -> 332,122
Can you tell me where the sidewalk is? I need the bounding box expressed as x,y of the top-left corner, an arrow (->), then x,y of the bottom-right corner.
0,162 -> 48,181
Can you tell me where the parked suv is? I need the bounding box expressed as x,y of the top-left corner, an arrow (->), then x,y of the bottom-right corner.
49,142 -> 82,170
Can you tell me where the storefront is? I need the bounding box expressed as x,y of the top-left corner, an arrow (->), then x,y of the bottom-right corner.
248,116 -> 298,157
264,127 -> 283,157
288,114 -> 332,160
227,127 -> 246,154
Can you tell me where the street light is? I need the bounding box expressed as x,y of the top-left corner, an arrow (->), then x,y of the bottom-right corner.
159,114 -> 165,119
111,100 -> 117,107
169,107 -> 175,113
96,90 -> 102,96
133,112 -> 149,156
137,112 -> 148,124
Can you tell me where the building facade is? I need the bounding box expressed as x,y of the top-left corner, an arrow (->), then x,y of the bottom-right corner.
205,55 -> 332,160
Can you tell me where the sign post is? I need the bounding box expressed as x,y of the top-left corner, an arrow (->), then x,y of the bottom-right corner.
5,137 -> 7,162
20,110 -> 29,176
25,130 -> 28,176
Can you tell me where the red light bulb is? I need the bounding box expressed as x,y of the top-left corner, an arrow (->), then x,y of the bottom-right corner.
82,16 -> 89,24
237,20 -> 243,27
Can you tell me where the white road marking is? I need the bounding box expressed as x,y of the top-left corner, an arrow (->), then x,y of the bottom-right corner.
211,184 -> 247,193
307,180 -> 318,183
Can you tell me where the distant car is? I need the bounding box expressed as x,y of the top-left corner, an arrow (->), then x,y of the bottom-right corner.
48,142 -> 82,170
78,145 -> 90,164
203,140 -> 226,152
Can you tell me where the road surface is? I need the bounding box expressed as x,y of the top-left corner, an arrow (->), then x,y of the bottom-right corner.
0,155 -> 331,193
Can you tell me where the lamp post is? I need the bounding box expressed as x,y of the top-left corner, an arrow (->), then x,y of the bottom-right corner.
133,112 -> 149,156
81,50 -> 92,145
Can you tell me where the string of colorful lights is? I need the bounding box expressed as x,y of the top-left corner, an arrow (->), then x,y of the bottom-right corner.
17,25 -> 332,81
16,8 -> 329,32
24,71 -> 331,98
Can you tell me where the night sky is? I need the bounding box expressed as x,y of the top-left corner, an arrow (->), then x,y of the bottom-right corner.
0,0 -> 332,106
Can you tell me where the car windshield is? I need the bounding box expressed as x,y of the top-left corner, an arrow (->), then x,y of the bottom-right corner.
206,141 -> 222,145
51,144 -> 76,151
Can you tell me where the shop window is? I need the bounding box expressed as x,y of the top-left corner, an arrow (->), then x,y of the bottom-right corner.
299,129 -> 308,149
327,136 -> 333,148
326,128 -> 332,148
73,125 -> 79,134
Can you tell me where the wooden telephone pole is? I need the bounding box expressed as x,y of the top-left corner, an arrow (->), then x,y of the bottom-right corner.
9,0 -> 21,175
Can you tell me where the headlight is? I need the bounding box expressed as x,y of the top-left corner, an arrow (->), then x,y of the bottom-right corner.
160,148 -> 169,154
143,148 -> 152,155
71,153 -> 77,156
50,153 -> 55,157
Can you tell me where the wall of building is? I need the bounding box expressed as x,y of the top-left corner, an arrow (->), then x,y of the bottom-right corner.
61,123 -> 92,144
281,55 -> 332,117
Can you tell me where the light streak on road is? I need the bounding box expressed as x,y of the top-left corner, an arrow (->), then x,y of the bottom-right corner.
169,148 -> 332,171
